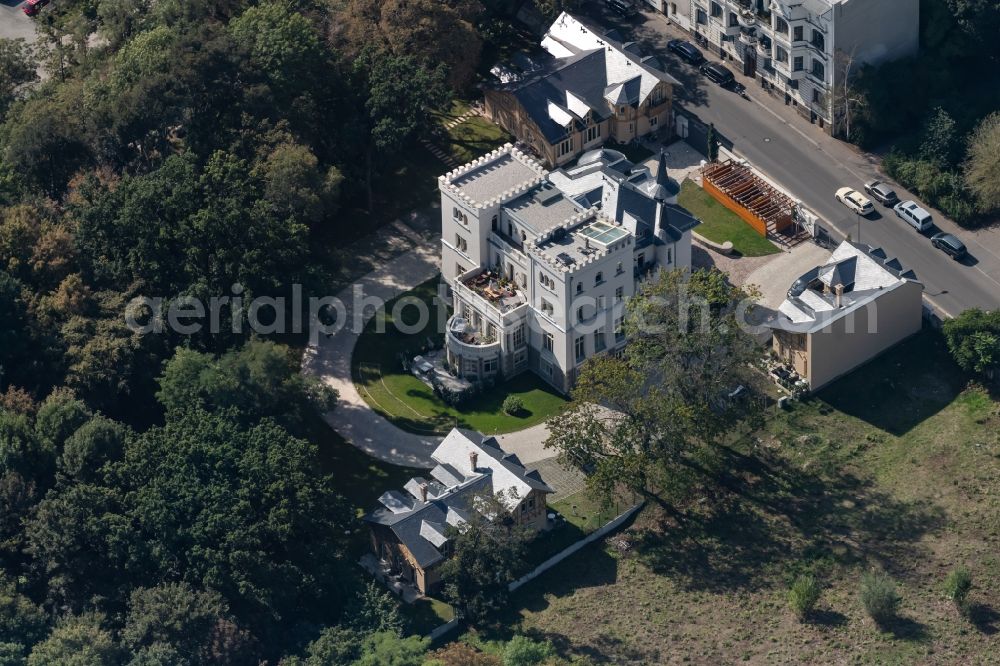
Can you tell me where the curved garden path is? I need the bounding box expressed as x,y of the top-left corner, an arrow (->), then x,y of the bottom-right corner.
302,237 -> 552,469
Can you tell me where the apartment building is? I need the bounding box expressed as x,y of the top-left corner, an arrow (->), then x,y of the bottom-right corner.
688,0 -> 918,131
484,12 -> 678,166
440,143 -> 699,393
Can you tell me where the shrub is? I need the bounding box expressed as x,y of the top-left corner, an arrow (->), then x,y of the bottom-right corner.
943,567 -> 972,609
502,635 -> 555,666
502,395 -> 524,416
860,570 -> 900,625
788,575 -> 821,620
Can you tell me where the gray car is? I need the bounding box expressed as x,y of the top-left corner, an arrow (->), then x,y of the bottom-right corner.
931,232 -> 967,260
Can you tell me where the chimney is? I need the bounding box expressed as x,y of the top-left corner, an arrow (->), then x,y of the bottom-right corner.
835,284 -> 844,308
419,483 -> 429,502
469,451 -> 479,472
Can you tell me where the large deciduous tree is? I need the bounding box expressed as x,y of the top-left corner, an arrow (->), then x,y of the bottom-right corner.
340,0 -> 484,90
943,308 -> 1000,381
963,111 -> 1000,215
118,410 -> 351,645
439,491 -> 529,626
156,340 -> 336,433
0,39 -> 37,117
352,48 -> 450,210
545,269 -> 763,505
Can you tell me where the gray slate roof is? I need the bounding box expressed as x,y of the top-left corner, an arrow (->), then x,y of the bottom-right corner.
365,428 -> 554,569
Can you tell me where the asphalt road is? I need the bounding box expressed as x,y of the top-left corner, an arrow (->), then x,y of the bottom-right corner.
0,1 -> 36,43
580,7 -> 1000,317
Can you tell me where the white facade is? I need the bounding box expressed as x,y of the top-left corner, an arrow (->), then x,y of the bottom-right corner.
688,0 -> 918,131
440,144 -> 699,393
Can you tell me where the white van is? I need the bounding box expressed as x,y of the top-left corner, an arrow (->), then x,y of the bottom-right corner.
893,200 -> 932,232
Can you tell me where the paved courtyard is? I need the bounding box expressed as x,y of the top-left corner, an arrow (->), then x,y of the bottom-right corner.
744,241 -> 832,311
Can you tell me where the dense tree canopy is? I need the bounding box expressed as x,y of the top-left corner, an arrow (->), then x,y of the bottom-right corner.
546,269 -> 763,504
943,309 -> 1000,379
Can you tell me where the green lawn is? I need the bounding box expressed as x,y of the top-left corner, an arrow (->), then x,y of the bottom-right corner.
454,330 -> 1000,663
429,99 -> 512,166
352,278 -> 568,435
446,115 -> 510,164
402,596 -> 456,636
678,178 -> 781,257
523,490 -> 635,568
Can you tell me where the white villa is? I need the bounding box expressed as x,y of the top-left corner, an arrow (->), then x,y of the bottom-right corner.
439,143 -> 699,393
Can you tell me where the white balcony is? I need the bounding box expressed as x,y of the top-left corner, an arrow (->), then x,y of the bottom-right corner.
737,9 -> 757,27
446,316 -> 501,357
452,267 -> 529,329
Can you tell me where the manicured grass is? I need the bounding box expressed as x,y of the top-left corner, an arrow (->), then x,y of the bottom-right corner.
455,330 -> 1000,663
402,596 -> 456,636
352,277 -> 568,435
446,115 -> 510,164
523,490 -> 634,568
678,178 -> 781,257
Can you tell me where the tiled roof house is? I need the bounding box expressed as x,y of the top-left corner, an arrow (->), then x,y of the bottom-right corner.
485,12 -> 679,166
364,429 -> 553,595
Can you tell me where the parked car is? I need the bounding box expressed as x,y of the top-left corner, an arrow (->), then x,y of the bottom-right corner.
700,62 -> 735,87
835,187 -> 874,216
22,0 -> 50,15
894,200 -> 933,232
863,180 -> 899,207
606,0 -> 637,16
931,232 -> 967,260
668,39 -> 705,65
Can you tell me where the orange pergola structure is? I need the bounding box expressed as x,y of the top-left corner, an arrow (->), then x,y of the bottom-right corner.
701,160 -> 801,242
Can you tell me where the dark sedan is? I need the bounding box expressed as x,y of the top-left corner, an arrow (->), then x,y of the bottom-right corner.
700,62 -> 735,87
931,233 -> 967,260
668,39 -> 705,65
863,180 -> 899,207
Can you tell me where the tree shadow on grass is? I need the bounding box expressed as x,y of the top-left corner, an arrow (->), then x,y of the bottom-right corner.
808,608 -> 848,627
817,330 -> 967,437
968,603 -> 999,636
635,442 -> 946,594
877,615 -> 930,642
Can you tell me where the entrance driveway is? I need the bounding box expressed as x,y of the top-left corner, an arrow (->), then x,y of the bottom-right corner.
745,241 -> 831,310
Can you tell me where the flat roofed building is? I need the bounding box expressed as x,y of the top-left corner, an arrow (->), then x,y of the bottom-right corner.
688,0 -> 919,133
440,143 -> 699,393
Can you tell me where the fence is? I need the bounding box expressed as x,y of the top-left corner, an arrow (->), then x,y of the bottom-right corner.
423,500 -> 645,641
508,501 -> 645,592
426,618 -> 459,642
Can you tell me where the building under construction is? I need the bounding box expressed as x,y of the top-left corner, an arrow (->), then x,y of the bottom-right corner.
701,160 -> 806,245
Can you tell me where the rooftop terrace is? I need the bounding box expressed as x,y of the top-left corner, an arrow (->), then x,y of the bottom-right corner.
532,214 -> 629,271
445,145 -> 545,207
505,183 -> 584,234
